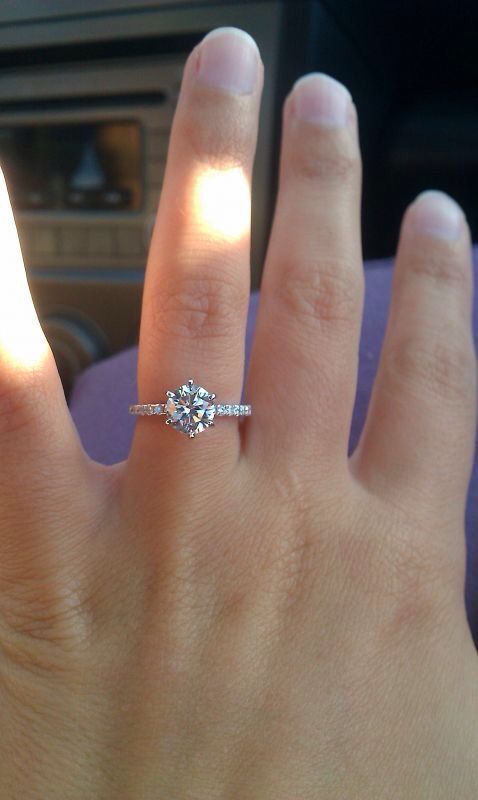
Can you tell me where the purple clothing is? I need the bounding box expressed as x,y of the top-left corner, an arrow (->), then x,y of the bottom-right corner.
69,253 -> 478,647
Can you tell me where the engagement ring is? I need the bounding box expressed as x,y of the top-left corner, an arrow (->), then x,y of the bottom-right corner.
129,378 -> 251,438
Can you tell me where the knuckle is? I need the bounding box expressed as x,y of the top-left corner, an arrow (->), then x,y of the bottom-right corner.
407,244 -> 469,288
0,369 -> 47,438
377,526 -> 456,641
256,467 -> 338,610
272,526 -> 321,611
181,96 -> 255,169
272,256 -> 361,327
287,138 -> 359,185
344,504 -> 456,642
0,529 -> 98,679
0,581 -> 91,678
385,335 -> 476,404
147,268 -> 246,341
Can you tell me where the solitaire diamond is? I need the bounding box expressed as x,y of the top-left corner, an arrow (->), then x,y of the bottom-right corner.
164,379 -> 216,438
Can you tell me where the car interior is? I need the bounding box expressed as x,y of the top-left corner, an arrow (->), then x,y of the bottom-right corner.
1,5 -> 478,774
2,0 -> 477,397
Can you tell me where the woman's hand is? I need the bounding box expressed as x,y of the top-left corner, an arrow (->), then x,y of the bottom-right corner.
0,27 -> 477,799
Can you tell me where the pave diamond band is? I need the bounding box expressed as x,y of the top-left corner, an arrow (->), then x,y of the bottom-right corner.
214,404 -> 251,416
129,403 -> 251,417
129,379 -> 251,439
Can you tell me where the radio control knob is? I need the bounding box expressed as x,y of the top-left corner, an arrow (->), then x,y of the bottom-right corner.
41,314 -> 106,398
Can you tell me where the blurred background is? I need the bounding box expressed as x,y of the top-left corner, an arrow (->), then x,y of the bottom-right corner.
0,0 -> 477,395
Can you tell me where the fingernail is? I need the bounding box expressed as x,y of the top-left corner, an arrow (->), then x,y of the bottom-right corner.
292,73 -> 351,127
410,190 -> 464,241
195,27 -> 259,95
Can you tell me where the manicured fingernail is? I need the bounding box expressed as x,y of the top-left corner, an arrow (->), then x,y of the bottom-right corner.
195,27 -> 259,95
410,190 -> 464,241
292,73 -> 351,127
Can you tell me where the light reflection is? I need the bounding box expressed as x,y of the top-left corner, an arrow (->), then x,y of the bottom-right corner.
0,167 -> 49,369
192,166 -> 250,242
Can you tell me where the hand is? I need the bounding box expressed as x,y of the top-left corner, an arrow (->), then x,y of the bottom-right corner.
0,26 -> 477,799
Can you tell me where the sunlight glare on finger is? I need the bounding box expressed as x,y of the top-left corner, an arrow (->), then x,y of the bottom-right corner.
192,165 -> 250,242
0,167 -> 49,370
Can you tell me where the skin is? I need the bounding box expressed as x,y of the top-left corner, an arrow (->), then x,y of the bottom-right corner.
0,27 -> 477,799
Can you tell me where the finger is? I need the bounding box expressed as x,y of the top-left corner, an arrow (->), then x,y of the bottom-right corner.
243,74 -> 363,470
351,191 -> 477,522
0,166 -> 82,466
131,28 -> 263,465
0,167 -> 95,573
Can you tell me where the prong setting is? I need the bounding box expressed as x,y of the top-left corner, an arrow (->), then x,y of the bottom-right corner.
163,380 -> 216,438
129,382 -> 251,435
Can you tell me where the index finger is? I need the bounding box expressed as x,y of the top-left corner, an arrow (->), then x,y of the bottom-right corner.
0,166 -> 86,480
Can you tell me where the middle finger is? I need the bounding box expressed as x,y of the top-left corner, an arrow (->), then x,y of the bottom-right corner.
244,74 -> 363,471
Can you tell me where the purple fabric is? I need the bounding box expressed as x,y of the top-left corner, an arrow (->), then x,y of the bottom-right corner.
69,253 -> 478,647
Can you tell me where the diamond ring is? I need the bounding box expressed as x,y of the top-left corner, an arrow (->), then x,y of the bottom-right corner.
129,378 -> 252,439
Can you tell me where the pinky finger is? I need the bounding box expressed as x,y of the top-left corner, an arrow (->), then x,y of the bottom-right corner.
351,191 -> 477,524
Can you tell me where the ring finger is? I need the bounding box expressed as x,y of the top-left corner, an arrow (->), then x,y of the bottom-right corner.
131,27 -> 263,466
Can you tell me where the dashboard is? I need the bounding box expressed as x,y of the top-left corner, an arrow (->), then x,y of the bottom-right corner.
1,1 -> 476,392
